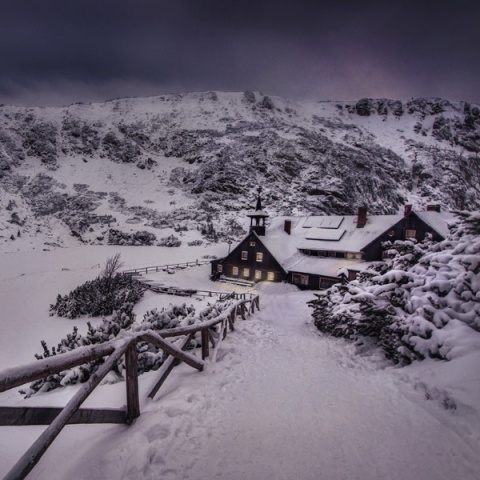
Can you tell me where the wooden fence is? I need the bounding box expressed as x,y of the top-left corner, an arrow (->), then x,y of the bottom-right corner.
0,295 -> 260,480
123,260 -> 211,275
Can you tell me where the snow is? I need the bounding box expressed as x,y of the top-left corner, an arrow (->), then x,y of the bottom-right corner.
1,246 -> 480,479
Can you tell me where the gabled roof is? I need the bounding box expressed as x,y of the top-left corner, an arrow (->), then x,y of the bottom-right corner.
413,210 -> 455,238
259,210 -> 452,278
263,214 -> 404,263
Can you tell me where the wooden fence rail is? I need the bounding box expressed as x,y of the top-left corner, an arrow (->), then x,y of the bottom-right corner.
0,295 -> 260,480
123,260 -> 211,275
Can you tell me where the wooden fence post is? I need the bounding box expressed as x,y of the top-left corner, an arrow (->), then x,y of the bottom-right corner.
222,319 -> 227,340
201,328 -> 209,359
228,310 -> 235,332
125,343 -> 140,424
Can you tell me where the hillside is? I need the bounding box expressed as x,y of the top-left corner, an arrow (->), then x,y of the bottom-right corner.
1,91 -> 479,250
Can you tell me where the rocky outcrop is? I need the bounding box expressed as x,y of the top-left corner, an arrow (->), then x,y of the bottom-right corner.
0,91 -> 479,247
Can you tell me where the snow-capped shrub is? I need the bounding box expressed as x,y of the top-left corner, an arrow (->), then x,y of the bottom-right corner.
108,229 -> 157,246
49,272 -> 144,318
310,211 -> 480,364
22,296 -> 237,397
158,234 -> 182,247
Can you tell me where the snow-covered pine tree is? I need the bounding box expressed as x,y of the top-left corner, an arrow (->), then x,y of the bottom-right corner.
310,211 -> 480,364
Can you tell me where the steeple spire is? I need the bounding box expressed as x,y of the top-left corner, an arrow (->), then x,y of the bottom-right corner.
247,187 -> 269,236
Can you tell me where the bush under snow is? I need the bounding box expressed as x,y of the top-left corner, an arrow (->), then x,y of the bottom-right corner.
310,211 -> 480,364
21,295 -> 237,397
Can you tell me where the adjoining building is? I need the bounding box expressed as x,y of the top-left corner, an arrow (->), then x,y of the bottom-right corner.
211,194 -> 454,290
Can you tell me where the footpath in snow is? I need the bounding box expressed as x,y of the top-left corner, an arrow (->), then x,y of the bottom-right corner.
11,285 -> 478,480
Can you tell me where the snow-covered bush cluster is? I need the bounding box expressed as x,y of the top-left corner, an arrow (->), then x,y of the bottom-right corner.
49,272 -> 144,318
22,295 -> 237,397
157,234 -> 182,247
310,211 -> 480,364
49,254 -> 144,318
108,228 -> 157,246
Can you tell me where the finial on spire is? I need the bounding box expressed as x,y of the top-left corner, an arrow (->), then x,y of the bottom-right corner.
255,186 -> 263,211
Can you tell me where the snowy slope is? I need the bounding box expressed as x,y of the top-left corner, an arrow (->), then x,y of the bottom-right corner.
1,92 -> 479,252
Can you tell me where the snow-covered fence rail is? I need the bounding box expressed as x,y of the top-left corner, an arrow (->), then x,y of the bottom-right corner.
144,282 -> 255,301
123,259 -> 210,275
0,294 -> 260,480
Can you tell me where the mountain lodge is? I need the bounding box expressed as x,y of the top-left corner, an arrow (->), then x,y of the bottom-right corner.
210,194 -> 454,290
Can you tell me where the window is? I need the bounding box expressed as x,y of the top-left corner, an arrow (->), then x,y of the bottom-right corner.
255,270 -> 262,280
292,274 -> 309,286
256,252 -> 263,262
243,268 -> 250,277
405,229 -> 416,239
267,271 -> 275,281
328,251 -> 336,257
241,251 -> 248,260
232,266 -> 239,276
320,278 -> 337,289
217,264 -> 223,273
249,241 -> 256,247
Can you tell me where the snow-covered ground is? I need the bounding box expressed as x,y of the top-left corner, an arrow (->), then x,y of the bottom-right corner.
1,246 -> 479,479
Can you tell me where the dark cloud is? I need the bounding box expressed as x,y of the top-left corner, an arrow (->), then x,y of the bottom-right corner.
0,0 -> 479,106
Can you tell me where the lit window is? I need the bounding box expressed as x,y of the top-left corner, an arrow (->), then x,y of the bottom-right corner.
232,266 -> 239,276
241,251 -> 248,260
267,272 -> 275,281
405,230 -> 416,239
243,268 -> 250,277
249,241 -> 256,247
255,270 -> 262,280
217,264 -> 223,273
256,252 -> 263,262
292,274 -> 309,286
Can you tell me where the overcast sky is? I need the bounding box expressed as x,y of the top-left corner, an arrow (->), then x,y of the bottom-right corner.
1,0 -> 479,107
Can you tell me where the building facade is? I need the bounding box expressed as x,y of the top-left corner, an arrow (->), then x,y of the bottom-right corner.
211,199 -> 453,290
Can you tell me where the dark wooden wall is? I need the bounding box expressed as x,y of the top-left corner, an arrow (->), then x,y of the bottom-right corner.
212,233 -> 286,282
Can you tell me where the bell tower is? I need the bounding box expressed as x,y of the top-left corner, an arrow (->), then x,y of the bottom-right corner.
247,187 -> 269,236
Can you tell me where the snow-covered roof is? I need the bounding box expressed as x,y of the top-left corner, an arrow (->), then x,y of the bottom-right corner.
246,210 -> 269,217
414,210 -> 455,238
259,210 -> 452,275
286,256 -> 369,277
263,214 -> 403,262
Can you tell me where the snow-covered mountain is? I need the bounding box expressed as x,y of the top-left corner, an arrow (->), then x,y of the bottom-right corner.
1,91 -> 479,249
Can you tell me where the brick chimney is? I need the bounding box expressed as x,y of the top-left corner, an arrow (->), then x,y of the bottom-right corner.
426,204 -> 441,212
357,206 -> 367,228
404,205 -> 412,216
284,219 -> 292,235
